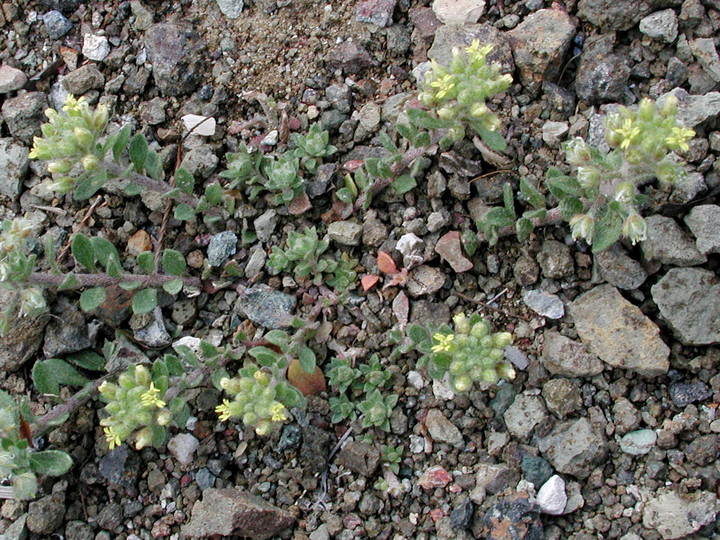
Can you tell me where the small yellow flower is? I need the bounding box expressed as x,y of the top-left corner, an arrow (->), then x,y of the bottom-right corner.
613,118 -> 641,150
431,333 -> 454,353
465,40 -> 492,59
665,126 -> 695,152
140,382 -> 166,409
103,426 -> 122,450
270,402 -> 287,422
215,399 -> 233,422
430,74 -> 455,100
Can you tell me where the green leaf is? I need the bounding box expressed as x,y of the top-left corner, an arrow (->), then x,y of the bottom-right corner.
407,324 -> 429,344
91,237 -> 120,269
414,131 -> 431,148
547,176 -> 583,198
378,131 -> 399,154
162,249 -> 186,276
560,197 -> 584,220
392,174 -> 417,195
30,450 -> 73,476
249,346 -> 280,367
523,208 -> 547,220
396,122 -> 416,141
174,204 -> 196,221
32,358 -> 89,395
162,278 -> 183,295
299,346 -> 316,373
407,108 -> 447,130
503,183 -> 516,217
482,207 -> 515,227
519,177 -> 546,209
58,274 -> 82,291
169,397 -> 190,428
377,159 -> 393,179
112,125 -> 131,162
105,256 -> 123,278
264,330 -> 290,348
71,233 -> 96,271
516,217 -> 533,243
66,350 -> 105,371
336,187 -> 355,204
472,123 -> 507,152
79,287 -> 106,312
74,171 -> 106,201
365,158 -> 381,178
124,182 -> 143,196
199,341 -> 219,359
144,150 -> 162,181
128,133 -> 148,173
205,183 -> 223,206
136,251 -> 155,274
592,209 -> 622,253
175,167 -> 195,195
211,368 -> 230,391
132,288 -> 158,315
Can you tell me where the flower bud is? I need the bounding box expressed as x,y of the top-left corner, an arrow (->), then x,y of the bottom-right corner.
622,213 -> 647,245
134,365 -> 151,387
638,98 -> 655,122
436,106 -> 456,120
569,214 -> 595,244
20,288 -> 46,316
255,420 -> 272,436
134,427 -> 153,450
493,332 -> 512,348
45,176 -> 75,194
453,375 -> 472,393
614,182 -> 636,204
659,95 -> 678,117
48,160 -> 72,174
243,411 -> 258,427
82,154 -> 99,171
156,409 -> 173,426
564,138 -> 592,165
470,321 -> 489,338
73,127 -> 93,147
253,370 -> 270,386
470,102 -> 488,118
452,312 -> 470,334
576,166 -> 600,189
497,363 -> 516,381
93,105 -> 109,131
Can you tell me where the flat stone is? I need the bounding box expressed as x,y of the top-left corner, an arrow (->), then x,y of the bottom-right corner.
428,24 -> 514,73
62,64 -> 105,95
536,475 -> 567,515
425,408 -> 463,446
574,35 -> 630,104
326,42 -> 375,75
507,9 -> 575,90
327,220 -> 362,246
657,89 -> 720,128
639,9 -> 678,43
182,114 -> 216,136
642,489 -> 719,539
1,91 -> 48,144
216,0 -> 244,19
651,268 -> 720,345
569,284 -> 669,376
594,244 -> 647,290
337,441 -> 381,476
432,0 -> 486,25
669,381 -> 712,408
537,239 -> 574,279
619,429 -> 657,455
417,465 -> 453,489
435,231 -> 473,273
475,462 -> 519,494
207,231 -> 237,267
0,65 -> 27,93
0,288 -> 49,372
406,265 -> 445,297
503,394 -> 547,440
684,204 -> 720,254
237,284 -> 296,329
356,0 -> 397,27
689,37 -> 720,82
541,121 -> 569,146
43,303 -> 92,356
132,307 -> 171,348
82,34 -> 111,62
254,209 -> 278,243
168,433 -> 199,466
180,145 -> 219,179
537,417 -> 608,479
26,495 -> 65,534
541,331 -> 604,377
0,138 -> 29,200
542,378 -> 582,418
578,0 -> 654,31
641,215 -> 706,266
181,488 -> 295,539
523,289 -> 564,319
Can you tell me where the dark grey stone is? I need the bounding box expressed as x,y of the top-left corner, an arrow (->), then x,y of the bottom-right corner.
145,23 -> 207,96
236,284 -> 296,329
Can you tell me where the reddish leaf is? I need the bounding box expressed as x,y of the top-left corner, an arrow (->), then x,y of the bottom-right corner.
19,417 -> 35,449
342,159 -> 364,172
377,251 -> 399,275
361,274 -> 380,291
287,359 -> 327,397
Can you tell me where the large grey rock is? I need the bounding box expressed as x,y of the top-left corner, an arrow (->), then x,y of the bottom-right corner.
62,65 -> 105,95
642,489 -> 719,539
0,65 -> 28,93
503,394 -> 547,440
639,9 -> 678,43
27,494 -> 65,534
236,284 -> 296,329
541,330 -> 604,377
594,244 -> 647,290
1,92 -> 48,144
507,9 -> 575,90
181,488 -> 295,539
574,35 -> 630,104
0,138 -> 29,200
145,23 -> 206,96
577,0 -> 672,31
0,289 -> 49,372
537,417 -> 608,479
428,24 -> 514,73
180,145 -> 219,179
569,284 -> 669,376
651,268 -> 720,345
425,408 -> 463,446
536,239 -> 574,279
657,89 -> 720,127
684,204 -> 720,254
216,0 -> 244,19
641,215 -> 706,266
689,37 -> 720,82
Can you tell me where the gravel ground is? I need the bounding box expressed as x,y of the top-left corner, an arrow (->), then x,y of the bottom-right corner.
0,0 -> 719,538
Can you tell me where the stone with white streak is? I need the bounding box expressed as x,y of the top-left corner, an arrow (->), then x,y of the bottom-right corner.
536,475 -> 567,515
182,114 -> 217,136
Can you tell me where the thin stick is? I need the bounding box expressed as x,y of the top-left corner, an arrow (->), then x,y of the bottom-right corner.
56,195 -> 105,264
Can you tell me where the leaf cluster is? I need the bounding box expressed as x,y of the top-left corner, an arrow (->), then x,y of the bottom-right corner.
291,123 -> 337,173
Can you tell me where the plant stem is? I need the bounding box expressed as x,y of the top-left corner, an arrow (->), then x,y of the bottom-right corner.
477,205 -> 567,243
28,272 -> 201,289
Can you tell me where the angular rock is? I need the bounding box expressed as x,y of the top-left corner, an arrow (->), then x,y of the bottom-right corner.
475,462 -> 519,494
639,9 -> 678,43
536,475 -> 567,515
651,268 -> 720,345
327,220 -> 362,246
406,265 -> 445,297
181,489 -> 295,539
168,433 -> 199,466
356,0 -> 397,27
594,245 -> 647,290
503,394 -> 547,440
337,441 -> 381,476
132,307 -> 172,348
1,92 -> 48,144
541,331 -> 604,377
180,145 -> 219,180
43,10 -> 73,39
216,0 -> 244,19
396,233 -> 425,268
507,9 -> 575,90
685,434 -> 719,466
619,429 -> 657,455
254,209 -> 278,243
62,64 -> 105,95
521,456 -> 554,487
207,231 -> 237,267
542,379 -> 582,418
578,0 -> 654,31
435,231 -> 473,273
27,495 -> 65,534
82,34 -> 111,62
523,289 -> 564,319
0,288 -> 49,372
658,89 -> 720,128
236,284 -> 296,329
575,36 -> 630,104
428,24 -> 514,73
569,284 -> 669,376
145,23 -> 206,96
684,204 -> 720,254
477,494 -> 543,540
99,445 -> 142,488
537,239 -> 574,279
0,138 -> 29,200
537,417 -> 608,479
668,381 -> 712,408
642,489 -> 719,539
409,6 -> 442,40
326,42 -> 375,74
425,408 -> 463,446
417,465 -> 453,489
689,37 -> 720,82
0,65 -> 27,93
43,303 -> 91,356
641,215 -> 706,266
432,0 -> 486,25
